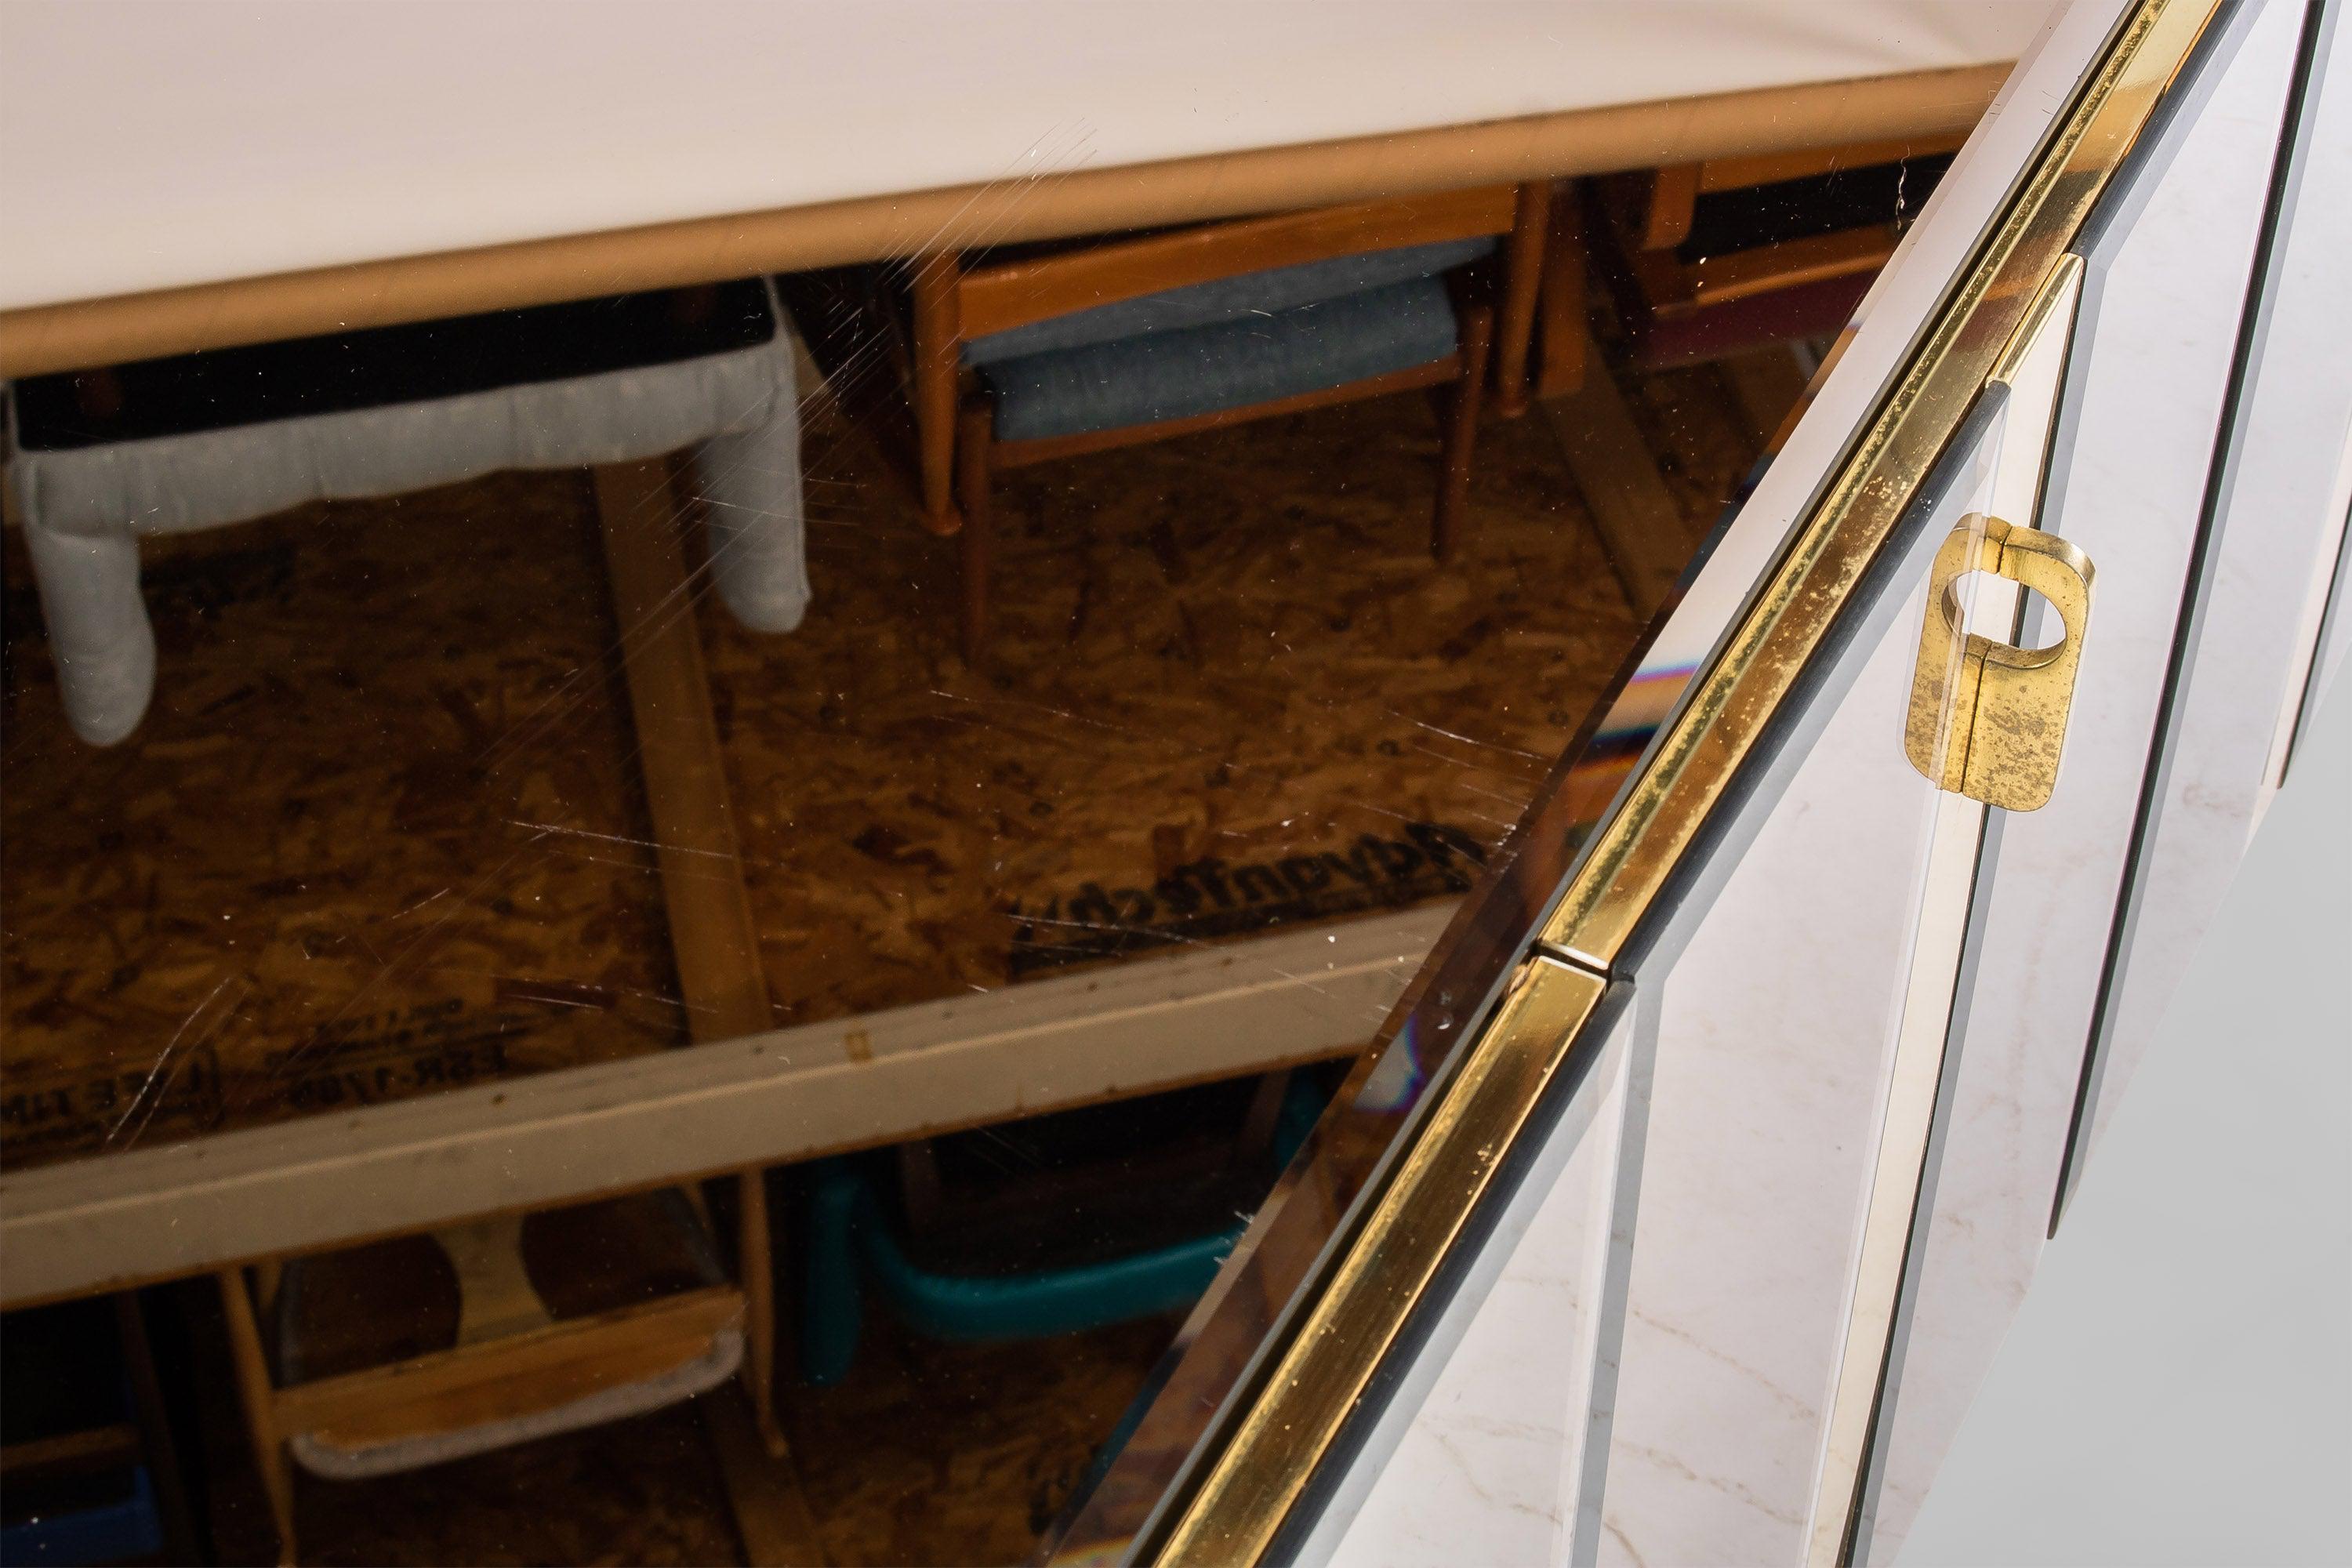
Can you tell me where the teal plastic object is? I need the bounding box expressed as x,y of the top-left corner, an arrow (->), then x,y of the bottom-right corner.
800,1071 -> 1334,1386
799,1166 -> 1240,1387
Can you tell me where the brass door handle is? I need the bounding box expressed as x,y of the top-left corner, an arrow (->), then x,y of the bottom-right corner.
1904,514 -> 2094,811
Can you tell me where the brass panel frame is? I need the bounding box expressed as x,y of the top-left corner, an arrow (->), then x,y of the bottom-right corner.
1135,2 -> 2222,1559
1539,0 -> 2217,969
1155,957 -> 1607,1564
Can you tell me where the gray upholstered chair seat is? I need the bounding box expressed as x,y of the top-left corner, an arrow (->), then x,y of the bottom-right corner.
6,280 -> 808,746
978,274 -> 1464,444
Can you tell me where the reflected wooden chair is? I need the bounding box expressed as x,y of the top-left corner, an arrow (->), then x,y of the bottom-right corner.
903,183 -> 1559,662
217,1190 -> 762,1564
1595,134 -> 1965,369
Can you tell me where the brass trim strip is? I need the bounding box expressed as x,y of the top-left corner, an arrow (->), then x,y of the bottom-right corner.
1154,956 -> 1607,1565
1990,250 -> 2091,390
1540,0 -> 2219,968
1145,2 -> 2220,1559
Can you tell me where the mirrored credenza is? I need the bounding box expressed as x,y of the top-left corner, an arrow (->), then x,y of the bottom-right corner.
2,2 -> 2343,1563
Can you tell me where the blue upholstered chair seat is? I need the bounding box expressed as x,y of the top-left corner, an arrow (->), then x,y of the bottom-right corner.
978,273 -> 1465,444
962,237 -> 1494,367
931,215 -> 1515,658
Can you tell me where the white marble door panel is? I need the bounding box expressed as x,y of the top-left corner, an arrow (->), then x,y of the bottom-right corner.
1864,0 -> 2314,1555
2065,0 -> 2352,1198
1589,561 -> 1967,1568
1325,1045 -> 1625,1568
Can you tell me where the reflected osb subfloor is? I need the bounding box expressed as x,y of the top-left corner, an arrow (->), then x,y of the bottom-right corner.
0,359 -> 1767,1163
7,345 -> 1769,1566
720,383 -> 1648,1021
783,1312 -> 1186,1566
0,470 -> 681,1170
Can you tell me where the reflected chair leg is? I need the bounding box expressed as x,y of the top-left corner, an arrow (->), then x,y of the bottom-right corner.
737,1167 -> 786,1457
956,400 -> 994,664
216,1269 -> 297,1566
22,523 -> 155,746
1495,181 -> 1552,418
911,255 -> 965,537
1534,191 -> 1590,402
1434,303 -> 1496,563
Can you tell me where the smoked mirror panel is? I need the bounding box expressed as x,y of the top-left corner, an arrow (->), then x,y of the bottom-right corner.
0,15 -> 2070,1568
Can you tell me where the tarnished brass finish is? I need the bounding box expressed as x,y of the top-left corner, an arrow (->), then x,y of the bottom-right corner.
1905,515 -> 2095,810
1154,956 -> 1606,1565
1538,0 -> 2216,969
